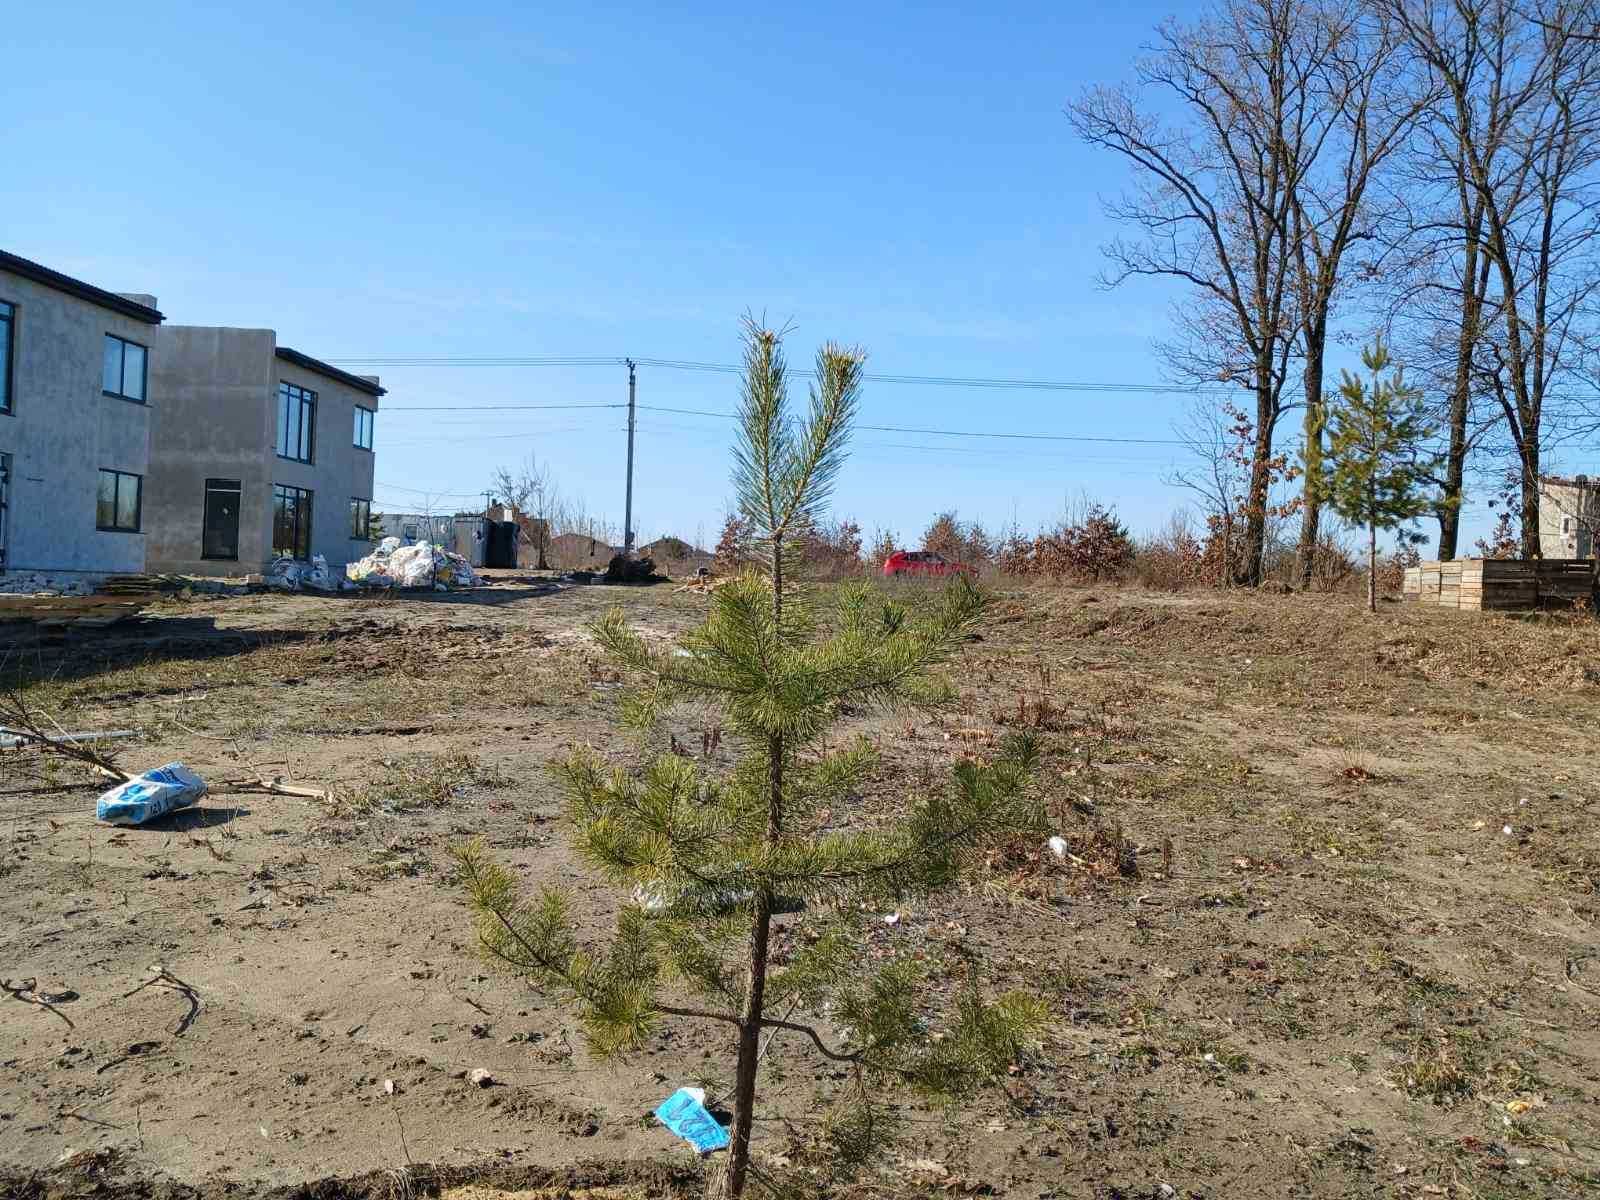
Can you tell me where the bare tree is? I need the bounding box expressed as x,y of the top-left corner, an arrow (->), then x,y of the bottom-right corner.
489,454 -> 562,569
1167,397 -> 1254,584
1289,2 -> 1435,586
1389,0 -> 1600,558
1070,0 -> 1353,585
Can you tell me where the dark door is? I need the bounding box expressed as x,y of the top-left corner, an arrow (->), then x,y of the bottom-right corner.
487,520 -> 517,568
0,453 -> 10,572
203,479 -> 242,561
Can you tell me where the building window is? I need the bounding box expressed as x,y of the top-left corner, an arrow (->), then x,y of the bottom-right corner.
353,405 -> 375,450
1563,516 -> 1574,534
97,468 -> 142,532
350,497 -> 372,538
276,382 -> 316,463
273,484 -> 314,560
0,300 -> 13,414
102,335 -> 147,403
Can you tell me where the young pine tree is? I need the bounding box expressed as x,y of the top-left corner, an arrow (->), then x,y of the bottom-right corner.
1322,340 -> 1442,613
456,318 -> 1048,1199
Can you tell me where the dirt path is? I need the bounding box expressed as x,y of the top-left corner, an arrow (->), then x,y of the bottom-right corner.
2,579 -> 1597,1198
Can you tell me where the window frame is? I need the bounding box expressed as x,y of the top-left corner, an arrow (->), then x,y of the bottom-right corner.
272,483 -> 315,560
353,405 -> 375,451
350,496 -> 372,539
0,299 -> 14,416
202,477 -> 243,561
102,334 -> 148,405
96,468 -> 143,533
276,382 -> 317,464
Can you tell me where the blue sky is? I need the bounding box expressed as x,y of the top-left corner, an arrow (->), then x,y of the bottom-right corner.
8,1 -> 1499,550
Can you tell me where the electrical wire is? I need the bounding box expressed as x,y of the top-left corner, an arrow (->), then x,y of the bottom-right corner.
328,353 -> 1235,395
381,402 -> 625,412
635,404 -> 1188,445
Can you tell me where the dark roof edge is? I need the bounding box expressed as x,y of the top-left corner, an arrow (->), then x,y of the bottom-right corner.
275,346 -> 386,397
0,249 -> 164,324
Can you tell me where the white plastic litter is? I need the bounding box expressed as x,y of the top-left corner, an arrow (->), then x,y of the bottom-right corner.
265,557 -> 305,591
96,763 -> 207,826
303,554 -> 337,593
1047,835 -> 1069,860
346,540 -> 481,590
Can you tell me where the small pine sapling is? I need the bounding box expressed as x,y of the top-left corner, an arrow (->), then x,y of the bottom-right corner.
1322,339 -> 1444,613
457,317 -> 1048,1198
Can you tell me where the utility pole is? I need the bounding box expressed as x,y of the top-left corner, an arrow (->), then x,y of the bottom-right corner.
624,358 -> 637,555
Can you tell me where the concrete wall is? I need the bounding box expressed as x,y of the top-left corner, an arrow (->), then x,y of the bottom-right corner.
145,326 -> 277,574
1538,479 -> 1599,559
0,266 -> 156,577
146,327 -> 379,575
272,356 -> 378,572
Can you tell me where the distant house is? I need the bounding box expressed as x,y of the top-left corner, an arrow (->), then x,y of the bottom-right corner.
144,328 -> 382,575
0,248 -> 165,579
1538,475 -> 1600,559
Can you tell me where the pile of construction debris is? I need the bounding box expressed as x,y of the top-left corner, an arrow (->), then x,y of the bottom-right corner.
0,573 -> 95,597
345,539 -> 482,590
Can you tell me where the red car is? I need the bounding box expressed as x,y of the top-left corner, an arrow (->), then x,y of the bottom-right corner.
882,550 -> 975,578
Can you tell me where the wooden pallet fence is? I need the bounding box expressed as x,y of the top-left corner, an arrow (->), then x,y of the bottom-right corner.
1404,558 -> 1594,611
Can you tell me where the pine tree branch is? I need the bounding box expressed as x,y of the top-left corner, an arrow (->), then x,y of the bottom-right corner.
657,1003 -> 744,1027
759,1016 -> 860,1063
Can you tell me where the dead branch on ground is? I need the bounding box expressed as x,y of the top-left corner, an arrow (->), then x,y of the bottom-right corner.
121,966 -> 202,1035
1,977 -> 76,1029
0,688 -> 131,782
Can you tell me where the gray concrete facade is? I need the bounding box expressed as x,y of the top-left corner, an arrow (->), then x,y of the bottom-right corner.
0,250 -> 164,578
146,327 -> 381,575
1538,475 -> 1600,559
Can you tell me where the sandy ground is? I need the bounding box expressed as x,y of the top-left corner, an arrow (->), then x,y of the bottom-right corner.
2,573 -> 1598,1198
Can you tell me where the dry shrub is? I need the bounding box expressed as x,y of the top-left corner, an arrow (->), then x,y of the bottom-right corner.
1378,544 -> 1422,595
714,514 -> 751,572
1133,513 -> 1210,590
922,511 -> 992,567
1002,503 -> 1135,582
796,518 -> 865,578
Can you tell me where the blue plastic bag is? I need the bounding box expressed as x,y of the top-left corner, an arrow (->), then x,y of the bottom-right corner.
96,763 -> 207,826
654,1087 -> 729,1153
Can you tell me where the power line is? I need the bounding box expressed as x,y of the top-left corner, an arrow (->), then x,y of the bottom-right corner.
380,402 -> 625,412
374,480 -> 487,498
329,353 -> 1233,396
636,404 -> 1188,445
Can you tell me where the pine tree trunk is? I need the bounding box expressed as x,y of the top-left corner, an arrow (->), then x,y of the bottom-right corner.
721,892 -> 772,1200
1368,521 -> 1377,615
721,538 -> 786,1200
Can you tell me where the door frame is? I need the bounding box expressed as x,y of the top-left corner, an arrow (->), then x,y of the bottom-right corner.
201,478 -> 243,562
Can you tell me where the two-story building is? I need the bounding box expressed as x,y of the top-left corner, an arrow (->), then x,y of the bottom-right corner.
1538,474 -> 1600,559
0,250 -> 165,579
145,326 -> 382,575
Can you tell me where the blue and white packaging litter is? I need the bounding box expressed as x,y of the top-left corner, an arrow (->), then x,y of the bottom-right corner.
654,1087 -> 729,1153
96,763 -> 207,826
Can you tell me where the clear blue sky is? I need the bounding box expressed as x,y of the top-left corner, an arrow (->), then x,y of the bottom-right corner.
8,1 -> 1497,550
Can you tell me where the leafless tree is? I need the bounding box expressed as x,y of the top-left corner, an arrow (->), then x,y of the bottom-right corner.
1070,0 -> 1356,585
489,454 -> 562,569
1166,396 -> 1254,584
1289,1 -> 1435,586
1388,0 -> 1600,558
